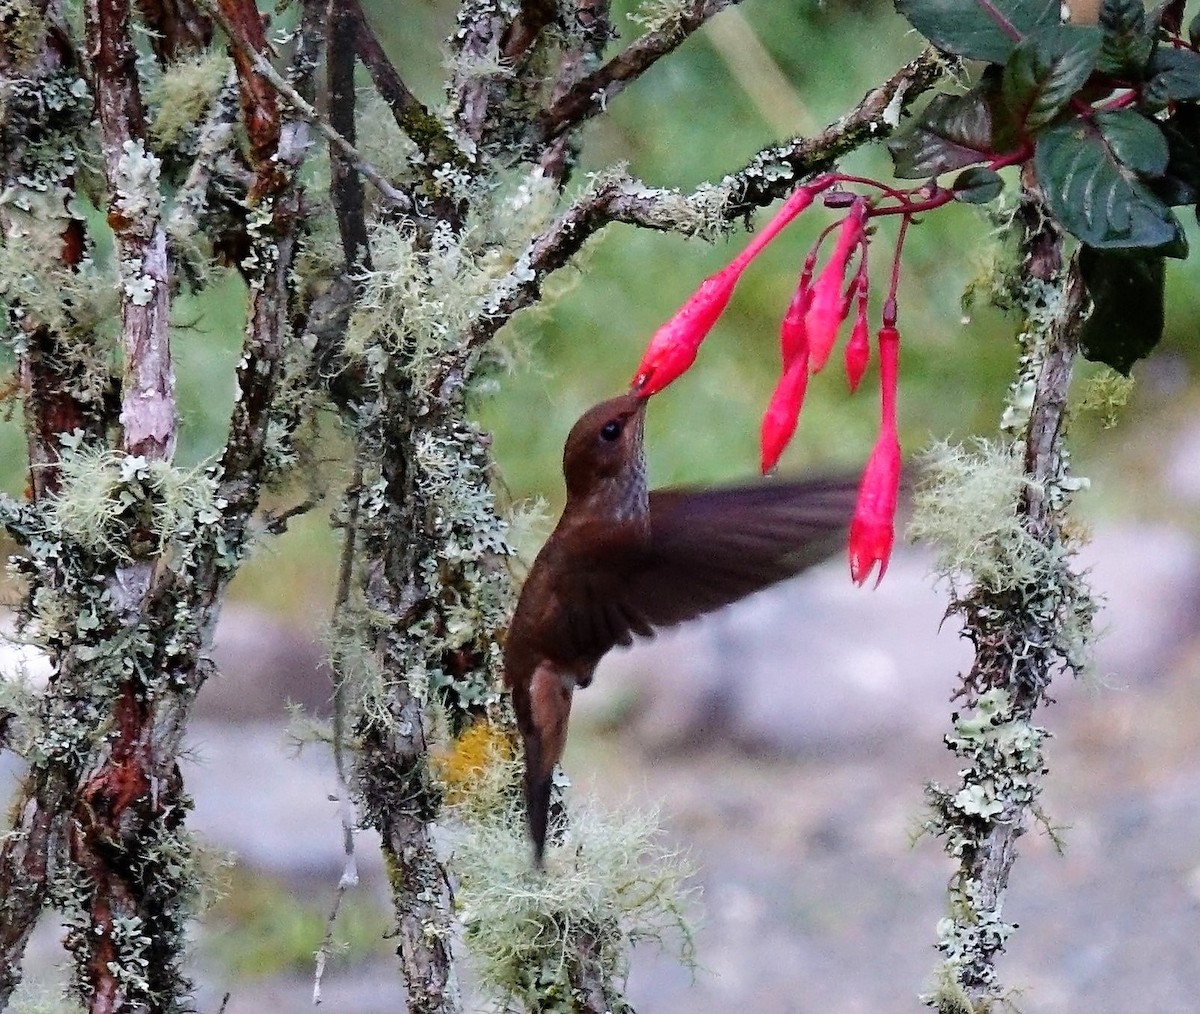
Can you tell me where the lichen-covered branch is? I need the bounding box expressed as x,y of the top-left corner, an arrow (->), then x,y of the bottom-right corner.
87,0 -> 175,461
912,193 -> 1097,1012
455,47 -> 949,363
194,0 -> 417,216
535,0 -> 738,147
1,4 -> 108,502
536,0 -> 613,182
0,0 -> 318,1009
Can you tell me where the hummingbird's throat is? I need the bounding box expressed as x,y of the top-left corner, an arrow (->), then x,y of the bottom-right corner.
614,443 -> 649,522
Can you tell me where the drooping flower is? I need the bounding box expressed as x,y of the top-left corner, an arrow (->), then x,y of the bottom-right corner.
631,268 -> 739,395
844,294 -> 870,393
848,425 -> 901,586
779,249 -> 817,368
849,323 -> 901,586
804,199 -> 867,373
760,351 -> 810,474
631,180 -> 831,395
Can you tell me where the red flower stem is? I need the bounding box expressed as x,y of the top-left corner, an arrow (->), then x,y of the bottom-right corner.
868,192 -> 953,217
1095,90 -> 1139,112
878,325 -> 899,430
883,214 -> 911,323
828,173 -> 911,202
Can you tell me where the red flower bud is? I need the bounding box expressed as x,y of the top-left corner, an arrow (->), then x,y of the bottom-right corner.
804,200 -> 866,374
779,252 -> 817,368
844,298 -> 870,393
760,352 -> 810,474
848,426 -> 901,587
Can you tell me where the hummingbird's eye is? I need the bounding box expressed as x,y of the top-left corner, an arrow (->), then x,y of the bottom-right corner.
599,419 -> 622,442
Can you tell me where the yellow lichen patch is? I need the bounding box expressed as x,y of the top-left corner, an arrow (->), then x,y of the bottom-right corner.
432,720 -> 517,808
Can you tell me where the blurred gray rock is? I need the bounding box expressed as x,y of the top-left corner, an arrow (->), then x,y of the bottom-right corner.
580,549 -> 967,756
184,720 -> 382,881
1074,524 -> 1200,683
199,606 -> 331,722
1165,410 -> 1200,504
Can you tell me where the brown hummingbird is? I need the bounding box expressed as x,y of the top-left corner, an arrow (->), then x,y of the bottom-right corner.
504,391 -> 862,864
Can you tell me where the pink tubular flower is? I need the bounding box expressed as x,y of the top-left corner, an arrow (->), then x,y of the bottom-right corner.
849,324 -> 901,586
631,268 -> 738,395
632,180 -> 832,395
804,199 -> 867,374
843,296 -> 870,393
779,250 -> 817,368
848,426 -> 901,586
760,352 -> 810,474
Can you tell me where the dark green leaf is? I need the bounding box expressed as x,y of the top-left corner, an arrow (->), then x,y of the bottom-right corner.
1033,113 -> 1182,249
1078,246 -> 1166,374
895,0 -> 1062,64
1097,0 -> 1153,75
1189,11 -> 1200,49
1001,27 -> 1102,136
1142,48 -> 1200,111
1098,109 -> 1169,175
953,166 -> 1005,202
1153,104 -> 1200,205
887,84 -> 998,179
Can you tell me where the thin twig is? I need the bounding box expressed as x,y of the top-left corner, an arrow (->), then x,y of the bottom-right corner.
537,0 -> 613,182
194,0 -> 417,216
168,66 -> 242,244
328,0 -> 370,271
535,0 -> 739,146
347,0 -> 466,169
313,462 -> 364,1005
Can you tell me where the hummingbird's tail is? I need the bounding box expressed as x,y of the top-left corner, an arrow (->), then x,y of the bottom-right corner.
515,662 -> 574,867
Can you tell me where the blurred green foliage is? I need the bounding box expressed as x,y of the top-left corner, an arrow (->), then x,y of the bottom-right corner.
203,866 -> 390,979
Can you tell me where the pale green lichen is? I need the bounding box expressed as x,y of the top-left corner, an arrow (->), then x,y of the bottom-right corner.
146,50 -> 231,150
909,439 -> 1049,596
450,748 -> 697,1011
345,165 -> 564,398
46,448 -> 221,564
628,0 -> 694,35
0,0 -> 46,64
1078,367 -> 1133,430
113,138 -> 163,225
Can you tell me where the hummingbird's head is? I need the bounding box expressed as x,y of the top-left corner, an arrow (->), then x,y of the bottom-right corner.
562,392 -> 648,521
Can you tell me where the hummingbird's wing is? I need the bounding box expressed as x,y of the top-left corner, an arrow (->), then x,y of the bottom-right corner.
630,474 -> 860,628
536,475 -> 861,665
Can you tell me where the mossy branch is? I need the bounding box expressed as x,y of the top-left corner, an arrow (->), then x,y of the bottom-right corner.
535,0 -> 740,147
451,47 -> 950,368
915,194 -> 1097,1012
193,0 -> 418,217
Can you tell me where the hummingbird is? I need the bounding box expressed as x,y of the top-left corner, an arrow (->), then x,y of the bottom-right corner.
504,391 -> 863,864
